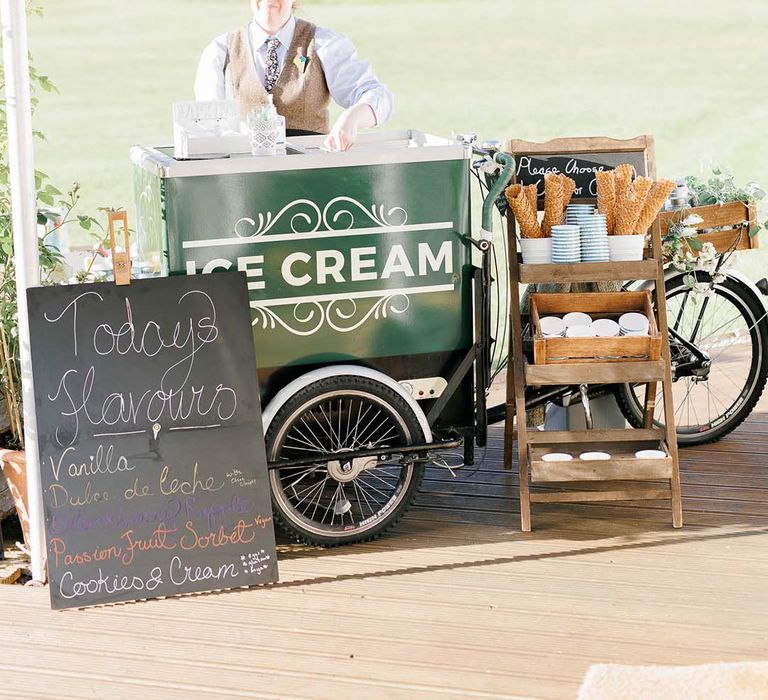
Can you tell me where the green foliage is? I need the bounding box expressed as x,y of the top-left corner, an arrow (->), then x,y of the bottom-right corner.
685,168 -> 766,239
0,15 -> 121,447
663,168 -> 765,280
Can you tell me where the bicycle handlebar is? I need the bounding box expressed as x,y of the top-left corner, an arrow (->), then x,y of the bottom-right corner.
473,149 -> 515,242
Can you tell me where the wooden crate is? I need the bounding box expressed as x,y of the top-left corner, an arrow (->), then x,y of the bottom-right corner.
528,431 -> 673,483
530,291 -> 661,365
657,201 -> 758,256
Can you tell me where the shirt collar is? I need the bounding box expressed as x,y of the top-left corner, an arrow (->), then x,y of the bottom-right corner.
251,14 -> 296,49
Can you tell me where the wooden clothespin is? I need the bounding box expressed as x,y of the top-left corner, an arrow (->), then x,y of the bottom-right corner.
108,211 -> 131,286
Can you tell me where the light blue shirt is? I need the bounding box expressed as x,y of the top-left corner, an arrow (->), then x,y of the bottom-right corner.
194,15 -> 393,126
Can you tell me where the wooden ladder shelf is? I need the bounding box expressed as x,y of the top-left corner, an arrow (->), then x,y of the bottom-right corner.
502,137 -> 683,532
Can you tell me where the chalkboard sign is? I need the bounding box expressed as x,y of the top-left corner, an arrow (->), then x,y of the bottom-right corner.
504,135 -> 654,205
27,272 -> 278,609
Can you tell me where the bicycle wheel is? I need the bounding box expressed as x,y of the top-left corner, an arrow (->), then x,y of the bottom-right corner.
266,375 -> 426,546
615,272 -> 768,445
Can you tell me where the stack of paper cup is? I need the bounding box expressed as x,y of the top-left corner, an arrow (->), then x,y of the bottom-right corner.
551,225 -> 581,264
578,214 -> 610,262
565,204 -> 596,225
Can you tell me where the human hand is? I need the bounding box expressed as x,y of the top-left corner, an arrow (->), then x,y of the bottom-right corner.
324,112 -> 358,152
323,103 -> 376,151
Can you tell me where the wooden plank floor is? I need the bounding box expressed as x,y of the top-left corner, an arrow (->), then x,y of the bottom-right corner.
2,393 -> 768,699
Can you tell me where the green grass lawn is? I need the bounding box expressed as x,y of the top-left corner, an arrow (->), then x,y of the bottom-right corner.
26,0 -> 768,278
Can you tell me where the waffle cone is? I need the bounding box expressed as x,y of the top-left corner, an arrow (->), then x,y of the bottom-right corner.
508,187 -> 542,239
635,179 -> 676,233
614,163 -> 634,202
525,184 -> 538,214
613,164 -> 634,232
596,170 -> 616,234
542,173 -> 564,236
505,184 -> 522,207
615,176 -> 653,235
561,175 -> 577,212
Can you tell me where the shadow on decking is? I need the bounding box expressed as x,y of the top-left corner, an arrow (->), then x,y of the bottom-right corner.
275,408 -> 768,558
270,524 -> 768,589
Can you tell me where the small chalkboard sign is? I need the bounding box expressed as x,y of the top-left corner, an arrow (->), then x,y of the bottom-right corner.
27,272 -> 278,609
504,135 -> 656,205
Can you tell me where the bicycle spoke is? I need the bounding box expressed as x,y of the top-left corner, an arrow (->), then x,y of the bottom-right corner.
628,277 -> 763,439
319,403 -> 340,449
353,478 -> 375,517
282,465 -> 323,490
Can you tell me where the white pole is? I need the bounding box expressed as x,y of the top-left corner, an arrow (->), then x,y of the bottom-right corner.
1,0 -> 45,582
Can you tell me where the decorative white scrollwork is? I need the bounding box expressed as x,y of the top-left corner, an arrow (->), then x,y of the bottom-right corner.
322,197 -> 408,231
252,293 -> 411,336
235,198 -> 322,238
234,196 -> 408,239
251,301 -> 325,337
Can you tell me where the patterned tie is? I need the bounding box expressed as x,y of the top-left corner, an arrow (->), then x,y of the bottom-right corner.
264,36 -> 280,93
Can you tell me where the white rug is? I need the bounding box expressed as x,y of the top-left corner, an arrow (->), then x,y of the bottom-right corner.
578,662 -> 768,699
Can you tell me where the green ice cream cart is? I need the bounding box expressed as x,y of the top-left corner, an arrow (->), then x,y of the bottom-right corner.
132,130 -> 514,545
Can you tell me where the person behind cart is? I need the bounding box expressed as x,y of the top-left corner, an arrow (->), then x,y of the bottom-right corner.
194,0 -> 393,151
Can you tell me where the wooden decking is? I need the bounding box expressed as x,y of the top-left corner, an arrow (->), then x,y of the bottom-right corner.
2,395 -> 768,699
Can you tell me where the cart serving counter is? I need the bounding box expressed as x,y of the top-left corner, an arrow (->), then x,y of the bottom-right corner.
131,130 -> 504,544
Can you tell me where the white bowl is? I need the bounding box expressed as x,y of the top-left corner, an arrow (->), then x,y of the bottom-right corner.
563,312 -> 593,327
579,451 -> 611,460
540,316 -> 566,336
635,449 -> 667,459
542,452 -> 574,462
619,312 -> 650,333
591,318 -> 621,337
566,325 -> 596,338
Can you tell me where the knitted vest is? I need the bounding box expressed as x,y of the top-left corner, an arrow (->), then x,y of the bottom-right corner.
225,19 -> 331,134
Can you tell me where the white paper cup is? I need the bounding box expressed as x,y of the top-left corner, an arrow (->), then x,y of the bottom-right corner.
520,237 -> 552,264
608,234 -> 645,261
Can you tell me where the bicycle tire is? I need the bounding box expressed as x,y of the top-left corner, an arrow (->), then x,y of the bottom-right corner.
266,375 -> 426,546
615,272 -> 768,445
